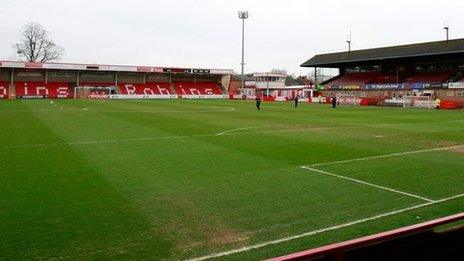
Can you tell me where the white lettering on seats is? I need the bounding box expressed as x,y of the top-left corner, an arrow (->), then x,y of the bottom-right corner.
179,85 -> 187,94
190,88 -> 200,95
36,86 -> 49,95
143,88 -> 155,95
0,86 -> 6,98
57,87 -> 69,97
158,85 -> 170,95
125,84 -> 136,95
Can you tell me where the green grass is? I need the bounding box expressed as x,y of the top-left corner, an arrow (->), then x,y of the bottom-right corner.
0,99 -> 463,260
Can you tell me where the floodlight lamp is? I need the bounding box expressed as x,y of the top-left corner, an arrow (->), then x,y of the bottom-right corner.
238,11 -> 249,19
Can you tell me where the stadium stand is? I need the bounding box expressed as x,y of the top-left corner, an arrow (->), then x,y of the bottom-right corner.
450,71 -> 464,82
0,61 -> 232,99
118,83 -> 172,95
325,72 -> 381,88
268,212 -> 464,261
173,81 -> 223,95
325,71 -> 453,89
79,82 -> 116,87
15,81 -> 73,98
403,71 -> 454,86
366,74 -> 398,84
302,38 -> 464,107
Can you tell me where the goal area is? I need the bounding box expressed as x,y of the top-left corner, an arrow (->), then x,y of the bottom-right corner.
402,96 -> 433,109
74,86 -> 115,99
336,94 -> 360,106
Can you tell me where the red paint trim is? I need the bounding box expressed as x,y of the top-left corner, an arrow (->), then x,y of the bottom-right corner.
267,212 -> 464,261
25,62 -> 42,68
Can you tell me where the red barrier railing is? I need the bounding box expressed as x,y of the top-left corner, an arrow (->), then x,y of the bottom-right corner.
266,212 -> 464,261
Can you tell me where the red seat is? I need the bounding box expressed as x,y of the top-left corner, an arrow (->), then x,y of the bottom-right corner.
15,82 -> 73,98
0,81 -> 8,99
173,82 -> 222,95
326,72 -> 454,88
367,74 -> 398,84
118,83 -> 171,95
79,82 -> 115,87
404,72 -> 454,85
326,72 -> 382,88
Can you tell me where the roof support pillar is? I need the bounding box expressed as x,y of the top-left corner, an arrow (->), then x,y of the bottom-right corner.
10,68 -> 14,85
314,67 -> 318,84
396,65 -> 399,84
76,71 -> 80,86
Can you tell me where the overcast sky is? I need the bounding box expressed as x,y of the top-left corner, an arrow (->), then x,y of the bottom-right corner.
1,0 -> 464,75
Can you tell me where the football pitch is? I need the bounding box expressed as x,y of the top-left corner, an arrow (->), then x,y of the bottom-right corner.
1,99 -> 464,260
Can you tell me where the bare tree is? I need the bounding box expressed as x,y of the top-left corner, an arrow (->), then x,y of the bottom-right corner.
14,22 -> 64,63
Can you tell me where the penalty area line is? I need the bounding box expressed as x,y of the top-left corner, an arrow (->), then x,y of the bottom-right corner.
301,166 -> 434,202
187,193 -> 464,261
215,124 -> 322,136
305,145 -> 464,168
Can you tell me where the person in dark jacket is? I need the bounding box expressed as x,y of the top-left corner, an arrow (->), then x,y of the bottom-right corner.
332,95 -> 337,108
294,95 -> 299,108
255,95 -> 261,111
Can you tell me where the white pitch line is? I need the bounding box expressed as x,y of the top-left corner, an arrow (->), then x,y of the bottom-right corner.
2,125 -> 463,151
242,127 -> 330,135
215,119 -> 464,138
215,124 -> 319,136
216,126 -> 258,136
301,166 -> 434,202
0,127 -> 328,150
0,134 -> 213,149
187,193 -> 464,261
306,145 -> 464,167
0,106 -> 237,113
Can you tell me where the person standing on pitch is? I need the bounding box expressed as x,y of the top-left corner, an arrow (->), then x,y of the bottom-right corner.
332,95 -> 337,108
435,97 -> 441,110
255,95 -> 261,111
294,95 -> 299,108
